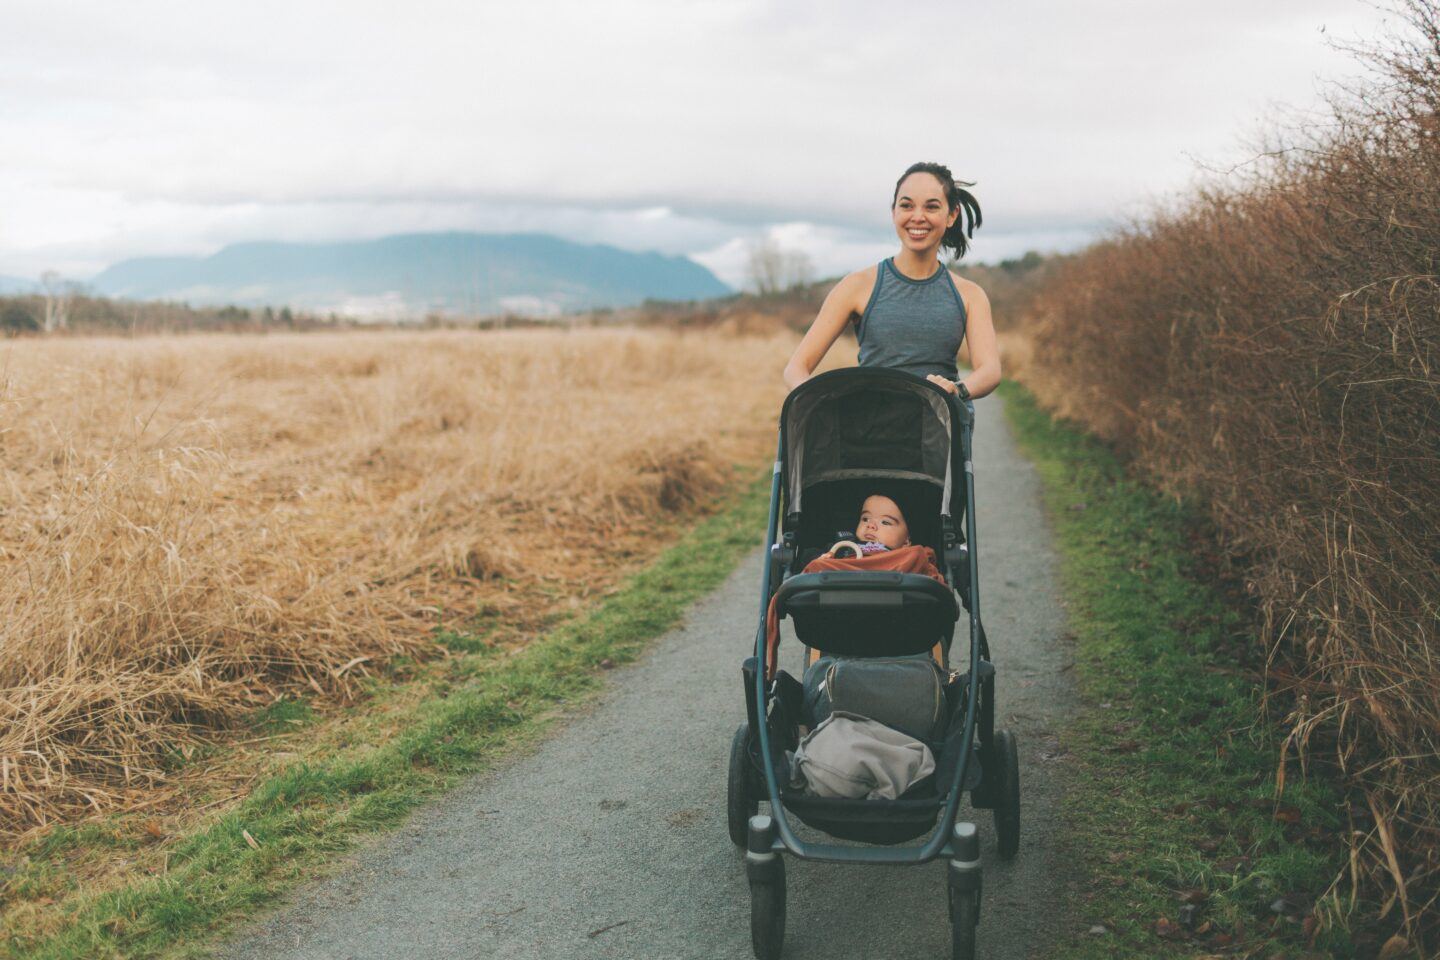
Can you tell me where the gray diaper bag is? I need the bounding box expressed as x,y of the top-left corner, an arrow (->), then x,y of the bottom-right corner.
802,655 -> 946,743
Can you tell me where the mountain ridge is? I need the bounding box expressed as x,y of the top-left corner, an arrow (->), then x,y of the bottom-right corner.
89,232 -> 730,317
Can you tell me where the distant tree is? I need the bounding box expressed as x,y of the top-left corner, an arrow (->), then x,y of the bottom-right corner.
278,307 -> 294,326
999,250 -> 1044,273
39,271 -> 80,332
746,238 -> 814,295
782,249 -> 814,291
1,301 -> 40,332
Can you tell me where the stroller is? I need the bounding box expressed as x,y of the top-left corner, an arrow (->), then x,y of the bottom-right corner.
726,368 -> 1021,960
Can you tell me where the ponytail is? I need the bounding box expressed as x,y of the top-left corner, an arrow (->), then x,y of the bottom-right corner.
892,162 -> 983,260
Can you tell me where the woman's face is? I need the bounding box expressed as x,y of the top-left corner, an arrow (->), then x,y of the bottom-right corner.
892,173 -> 958,256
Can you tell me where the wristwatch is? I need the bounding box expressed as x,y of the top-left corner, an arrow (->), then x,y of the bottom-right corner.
953,380 -> 972,400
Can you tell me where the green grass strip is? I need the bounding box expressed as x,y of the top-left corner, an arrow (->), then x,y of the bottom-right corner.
998,382 -> 1352,958
5,469 -> 771,960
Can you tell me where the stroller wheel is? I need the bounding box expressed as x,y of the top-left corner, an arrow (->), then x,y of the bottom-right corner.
749,855 -> 786,960
993,728 -> 1021,860
728,724 -> 759,847
948,885 -> 979,960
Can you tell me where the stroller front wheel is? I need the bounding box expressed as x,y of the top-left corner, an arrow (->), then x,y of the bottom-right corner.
948,886 -> 979,960
749,855 -> 786,960
993,729 -> 1021,860
728,723 -> 759,847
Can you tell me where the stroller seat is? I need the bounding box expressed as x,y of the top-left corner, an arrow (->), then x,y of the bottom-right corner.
772,569 -> 958,659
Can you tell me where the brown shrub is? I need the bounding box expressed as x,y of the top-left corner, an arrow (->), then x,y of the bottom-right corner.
1019,1 -> 1440,944
0,328 -> 790,834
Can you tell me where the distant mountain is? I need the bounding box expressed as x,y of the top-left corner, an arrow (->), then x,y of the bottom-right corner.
89,232 -> 730,318
0,275 -> 36,295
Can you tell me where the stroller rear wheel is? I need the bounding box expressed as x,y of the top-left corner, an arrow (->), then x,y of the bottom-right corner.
728,723 -> 759,847
993,728 -> 1021,860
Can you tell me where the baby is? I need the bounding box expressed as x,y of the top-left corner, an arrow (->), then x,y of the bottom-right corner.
822,494 -> 911,559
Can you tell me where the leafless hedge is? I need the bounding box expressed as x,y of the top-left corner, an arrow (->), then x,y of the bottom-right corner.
1020,2 -> 1439,946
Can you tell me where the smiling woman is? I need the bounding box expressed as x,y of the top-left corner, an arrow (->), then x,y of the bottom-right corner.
782,162 -> 1001,400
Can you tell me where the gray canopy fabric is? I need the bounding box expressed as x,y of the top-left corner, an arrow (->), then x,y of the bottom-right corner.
782,371 -> 956,516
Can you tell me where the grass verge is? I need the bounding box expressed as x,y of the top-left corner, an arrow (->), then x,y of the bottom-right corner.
0,467 -> 771,960
998,382 -> 1355,959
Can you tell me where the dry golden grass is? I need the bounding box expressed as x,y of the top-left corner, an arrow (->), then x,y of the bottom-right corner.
0,328 -> 793,835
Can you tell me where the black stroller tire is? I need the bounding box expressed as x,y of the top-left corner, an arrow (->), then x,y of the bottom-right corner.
949,885 -> 979,960
749,856 -> 786,960
993,728 -> 1021,861
728,724 -> 759,847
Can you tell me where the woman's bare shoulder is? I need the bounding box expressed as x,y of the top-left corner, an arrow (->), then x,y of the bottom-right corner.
948,270 -> 990,306
823,264 -> 881,315
836,263 -> 880,292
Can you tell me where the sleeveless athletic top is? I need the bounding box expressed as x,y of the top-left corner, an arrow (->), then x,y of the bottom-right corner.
855,257 -> 968,380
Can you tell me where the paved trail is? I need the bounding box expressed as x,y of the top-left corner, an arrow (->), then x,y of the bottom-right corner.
219,394 -> 1077,960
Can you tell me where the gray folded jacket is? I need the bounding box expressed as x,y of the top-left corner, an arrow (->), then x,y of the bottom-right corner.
788,710 -> 936,801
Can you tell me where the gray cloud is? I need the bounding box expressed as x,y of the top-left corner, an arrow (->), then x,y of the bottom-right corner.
0,0 -> 1394,282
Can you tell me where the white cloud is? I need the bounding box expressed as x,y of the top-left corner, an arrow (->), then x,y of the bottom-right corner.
0,0 -> 1398,280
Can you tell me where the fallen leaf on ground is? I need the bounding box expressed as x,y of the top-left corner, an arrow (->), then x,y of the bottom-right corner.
242,828 -> 260,850
1273,804 -> 1303,824
1153,917 -> 1185,940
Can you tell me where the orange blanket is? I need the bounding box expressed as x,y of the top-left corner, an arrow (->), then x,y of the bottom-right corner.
765,544 -> 946,677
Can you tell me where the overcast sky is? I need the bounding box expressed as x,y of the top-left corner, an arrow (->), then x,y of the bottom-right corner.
0,0 -> 1396,287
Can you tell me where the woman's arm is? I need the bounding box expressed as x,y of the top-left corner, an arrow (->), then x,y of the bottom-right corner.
782,269 -> 872,389
929,274 -> 1001,399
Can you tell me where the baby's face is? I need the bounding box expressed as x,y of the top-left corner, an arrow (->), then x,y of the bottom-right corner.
856,495 -> 910,549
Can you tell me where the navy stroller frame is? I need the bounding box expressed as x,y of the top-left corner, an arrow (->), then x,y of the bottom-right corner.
732,367 -> 1018,960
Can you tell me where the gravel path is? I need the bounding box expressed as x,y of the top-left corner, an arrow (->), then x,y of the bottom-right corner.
217,393 -> 1078,960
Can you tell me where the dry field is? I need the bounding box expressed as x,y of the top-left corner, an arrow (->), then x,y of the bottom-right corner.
0,328 -> 795,836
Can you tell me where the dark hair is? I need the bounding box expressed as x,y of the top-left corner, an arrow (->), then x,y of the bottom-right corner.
859,492 -> 906,522
891,162 -> 982,260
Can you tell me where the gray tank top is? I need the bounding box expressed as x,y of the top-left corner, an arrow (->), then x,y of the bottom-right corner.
855,257 -> 968,380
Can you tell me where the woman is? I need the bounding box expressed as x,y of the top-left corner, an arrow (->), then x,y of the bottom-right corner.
782,162 -> 1000,401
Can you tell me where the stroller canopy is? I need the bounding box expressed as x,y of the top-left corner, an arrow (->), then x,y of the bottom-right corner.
780,368 -> 969,519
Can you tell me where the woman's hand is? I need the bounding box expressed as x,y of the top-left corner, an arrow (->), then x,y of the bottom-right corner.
926,374 -> 964,396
